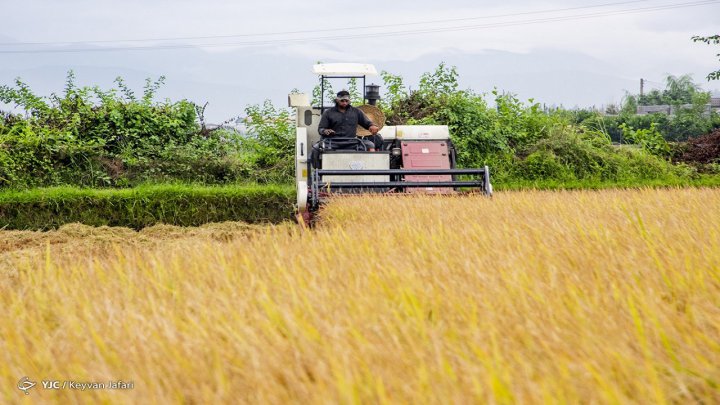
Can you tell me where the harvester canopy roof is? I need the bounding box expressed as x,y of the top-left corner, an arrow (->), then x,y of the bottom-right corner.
312,63 -> 377,76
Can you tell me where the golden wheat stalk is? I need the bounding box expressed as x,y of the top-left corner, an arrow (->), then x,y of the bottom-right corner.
1,188 -> 718,404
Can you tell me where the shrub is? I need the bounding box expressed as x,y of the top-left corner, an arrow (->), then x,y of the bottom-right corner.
378,63 -> 704,186
619,123 -> 671,158
0,72 -> 250,188
518,151 -> 574,181
240,100 -> 295,184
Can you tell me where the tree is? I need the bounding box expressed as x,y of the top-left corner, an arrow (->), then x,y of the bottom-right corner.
692,35 -> 720,81
638,89 -> 664,106
621,93 -> 638,114
663,74 -> 700,105
636,74 -> 704,106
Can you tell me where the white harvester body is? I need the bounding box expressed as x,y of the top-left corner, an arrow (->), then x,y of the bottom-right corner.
292,63 -> 491,223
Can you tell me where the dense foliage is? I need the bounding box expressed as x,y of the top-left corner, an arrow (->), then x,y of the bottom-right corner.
378,64 -> 718,185
633,74 -> 708,106
593,73 -> 720,142
1,66 -> 718,191
0,72 -> 281,188
240,101 -> 295,184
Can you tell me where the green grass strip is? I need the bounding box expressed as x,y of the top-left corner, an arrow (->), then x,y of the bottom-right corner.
4,177 -> 720,230
0,184 -> 295,230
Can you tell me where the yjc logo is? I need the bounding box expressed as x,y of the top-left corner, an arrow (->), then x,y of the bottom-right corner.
42,380 -> 62,389
17,376 -> 36,395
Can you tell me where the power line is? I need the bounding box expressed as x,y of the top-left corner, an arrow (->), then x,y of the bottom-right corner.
643,79 -> 666,86
1,0 -> 717,54
0,0 -> 657,47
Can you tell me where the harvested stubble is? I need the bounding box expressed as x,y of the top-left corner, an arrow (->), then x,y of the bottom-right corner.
0,222 -> 292,269
1,188 -> 719,404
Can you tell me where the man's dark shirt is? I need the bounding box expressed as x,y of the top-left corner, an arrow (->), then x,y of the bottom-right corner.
318,105 -> 373,138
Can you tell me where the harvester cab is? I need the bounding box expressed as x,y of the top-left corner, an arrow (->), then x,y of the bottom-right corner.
291,63 -> 492,224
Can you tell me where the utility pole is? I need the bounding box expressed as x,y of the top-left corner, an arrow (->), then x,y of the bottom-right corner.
640,78 -> 644,98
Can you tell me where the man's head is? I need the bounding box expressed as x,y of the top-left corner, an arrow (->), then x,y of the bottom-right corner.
335,90 -> 351,107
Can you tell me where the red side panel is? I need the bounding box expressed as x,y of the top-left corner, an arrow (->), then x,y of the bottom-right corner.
401,141 -> 454,194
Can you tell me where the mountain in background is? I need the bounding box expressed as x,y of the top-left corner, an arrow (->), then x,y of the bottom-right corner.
1,41 -> 714,123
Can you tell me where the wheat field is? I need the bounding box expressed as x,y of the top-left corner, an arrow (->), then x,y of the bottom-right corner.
1,188 -> 719,404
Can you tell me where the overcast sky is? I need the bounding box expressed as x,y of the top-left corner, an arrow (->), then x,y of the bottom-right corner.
1,0 -> 719,121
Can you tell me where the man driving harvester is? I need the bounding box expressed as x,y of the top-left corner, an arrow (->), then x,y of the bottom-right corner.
318,90 -> 382,151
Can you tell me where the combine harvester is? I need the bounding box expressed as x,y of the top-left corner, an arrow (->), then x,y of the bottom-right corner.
291,63 -> 492,224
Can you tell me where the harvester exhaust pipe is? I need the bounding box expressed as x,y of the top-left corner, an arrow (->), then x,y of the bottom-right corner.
365,84 -> 380,105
